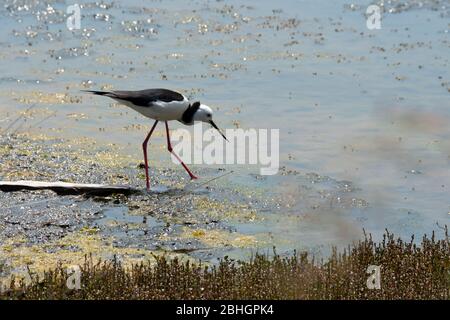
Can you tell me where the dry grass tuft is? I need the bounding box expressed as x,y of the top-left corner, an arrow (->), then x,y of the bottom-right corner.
2,229 -> 449,300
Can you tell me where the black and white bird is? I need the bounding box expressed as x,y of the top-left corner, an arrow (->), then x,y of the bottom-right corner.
83,88 -> 227,191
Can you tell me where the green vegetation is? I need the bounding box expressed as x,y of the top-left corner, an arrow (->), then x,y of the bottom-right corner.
1,230 -> 449,300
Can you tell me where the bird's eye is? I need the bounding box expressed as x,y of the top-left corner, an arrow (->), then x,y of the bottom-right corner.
207,114 -> 212,118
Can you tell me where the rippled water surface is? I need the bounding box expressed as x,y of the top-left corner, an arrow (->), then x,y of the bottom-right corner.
0,0 -> 449,255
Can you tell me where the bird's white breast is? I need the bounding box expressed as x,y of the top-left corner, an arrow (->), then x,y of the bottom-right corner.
116,96 -> 190,121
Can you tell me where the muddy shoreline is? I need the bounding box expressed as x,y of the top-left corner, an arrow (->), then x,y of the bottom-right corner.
0,132 -> 377,280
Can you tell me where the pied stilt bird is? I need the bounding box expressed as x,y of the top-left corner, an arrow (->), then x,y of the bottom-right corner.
83,88 -> 228,191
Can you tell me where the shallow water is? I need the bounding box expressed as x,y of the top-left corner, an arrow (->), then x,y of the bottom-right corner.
0,0 -> 449,256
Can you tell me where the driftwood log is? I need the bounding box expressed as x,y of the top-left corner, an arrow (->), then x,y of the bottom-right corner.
0,180 -> 140,196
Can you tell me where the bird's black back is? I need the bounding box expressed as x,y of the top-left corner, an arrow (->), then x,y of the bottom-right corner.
84,88 -> 185,107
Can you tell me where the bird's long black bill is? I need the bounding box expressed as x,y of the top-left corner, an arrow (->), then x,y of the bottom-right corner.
209,120 -> 228,142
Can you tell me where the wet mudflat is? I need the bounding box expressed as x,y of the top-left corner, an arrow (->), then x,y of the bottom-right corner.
0,133 -> 375,279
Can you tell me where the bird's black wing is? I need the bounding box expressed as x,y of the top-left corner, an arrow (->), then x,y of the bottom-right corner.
83,89 -> 185,107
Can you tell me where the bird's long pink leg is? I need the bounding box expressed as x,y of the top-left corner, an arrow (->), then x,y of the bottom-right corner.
165,121 -> 198,180
142,120 -> 159,190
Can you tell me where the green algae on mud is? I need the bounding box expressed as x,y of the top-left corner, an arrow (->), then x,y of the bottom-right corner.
0,133 -> 274,281
0,228 -> 192,288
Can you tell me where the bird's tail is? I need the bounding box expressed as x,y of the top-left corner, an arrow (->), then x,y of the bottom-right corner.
81,90 -> 112,96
